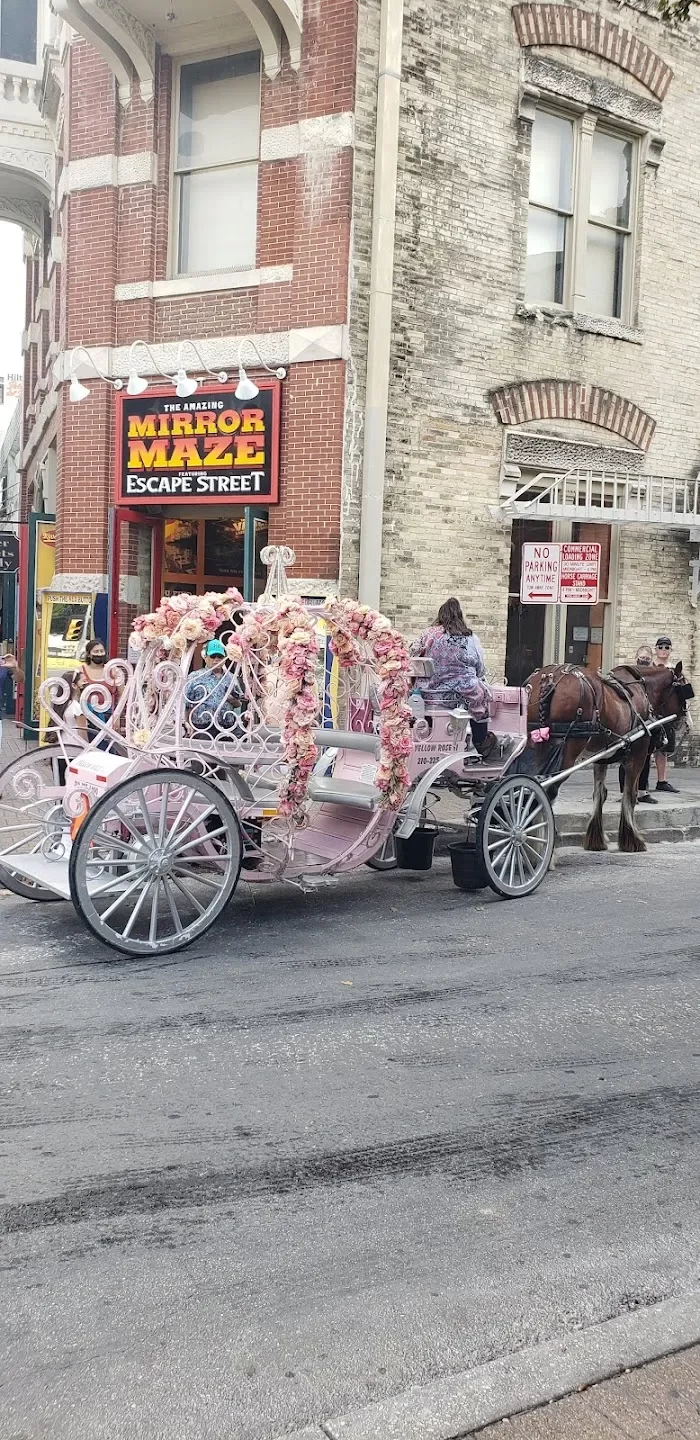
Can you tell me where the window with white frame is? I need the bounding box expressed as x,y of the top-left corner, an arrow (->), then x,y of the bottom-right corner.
0,0 -> 37,64
174,51 -> 260,276
525,108 -> 637,322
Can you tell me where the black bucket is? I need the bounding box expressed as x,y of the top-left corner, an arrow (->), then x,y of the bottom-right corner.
449,841 -> 487,891
395,824 -> 438,871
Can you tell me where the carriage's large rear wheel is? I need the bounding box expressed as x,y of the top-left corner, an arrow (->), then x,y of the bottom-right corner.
476,775 -> 555,898
69,769 -> 242,955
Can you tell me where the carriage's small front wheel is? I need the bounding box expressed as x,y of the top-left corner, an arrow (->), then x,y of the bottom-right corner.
366,831 -> 397,871
476,775 -> 555,899
69,769 -> 242,955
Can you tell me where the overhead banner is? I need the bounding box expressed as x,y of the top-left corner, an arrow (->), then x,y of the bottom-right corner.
116,380 -> 281,506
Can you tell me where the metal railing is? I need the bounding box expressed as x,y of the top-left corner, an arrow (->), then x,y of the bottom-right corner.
501,468 -> 700,526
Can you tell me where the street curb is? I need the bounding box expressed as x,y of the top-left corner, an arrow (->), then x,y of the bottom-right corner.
434,813 -> 700,855
285,1291 -> 700,1440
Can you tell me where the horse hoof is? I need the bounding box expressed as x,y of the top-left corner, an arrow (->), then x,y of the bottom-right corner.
583,836 -> 608,853
619,837 -> 647,854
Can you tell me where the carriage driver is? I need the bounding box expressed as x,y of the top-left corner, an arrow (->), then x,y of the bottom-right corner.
410,598 -> 498,759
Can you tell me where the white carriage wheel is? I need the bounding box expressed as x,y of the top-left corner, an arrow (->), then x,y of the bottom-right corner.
476,775 -> 555,899
366,830 -> 398,871
0,744 -> 79,902
69,769 -> 242,955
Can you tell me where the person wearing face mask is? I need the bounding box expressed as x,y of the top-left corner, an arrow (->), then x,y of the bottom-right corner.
80,637 -> 116,746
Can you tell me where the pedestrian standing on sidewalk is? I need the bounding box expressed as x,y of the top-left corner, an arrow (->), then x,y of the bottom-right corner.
0,648 -> 23,752
618,645 -> 656,804
652,636 -> 679,793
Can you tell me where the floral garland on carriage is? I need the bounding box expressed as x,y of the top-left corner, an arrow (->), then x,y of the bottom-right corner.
128,581 -> 414,826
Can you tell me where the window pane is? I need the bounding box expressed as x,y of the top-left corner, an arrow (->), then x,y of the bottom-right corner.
178,53 -> 260,169
204,518 -> 245,579
590,132 -> 632,227
525,206 -> 567,304
529,111 -> 573,211
0,0 -> 37,63
178,163 -> 258,273
584,224 -> 626,317
164,519 -> 198,575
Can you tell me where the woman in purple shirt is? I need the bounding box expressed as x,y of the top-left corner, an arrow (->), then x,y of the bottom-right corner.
411,598 -> 496,758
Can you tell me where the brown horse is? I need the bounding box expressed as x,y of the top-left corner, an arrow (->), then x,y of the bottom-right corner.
522,661 -> 693,853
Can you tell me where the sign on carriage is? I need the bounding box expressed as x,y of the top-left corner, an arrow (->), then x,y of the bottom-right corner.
520,542 -> 600,605
116,381 -> 281,506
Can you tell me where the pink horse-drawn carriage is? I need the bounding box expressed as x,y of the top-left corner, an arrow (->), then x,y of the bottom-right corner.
0,549 -> 557,955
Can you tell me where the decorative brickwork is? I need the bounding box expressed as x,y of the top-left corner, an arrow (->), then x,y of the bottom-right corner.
511,4 -> 673,100
490,380 -> 656,451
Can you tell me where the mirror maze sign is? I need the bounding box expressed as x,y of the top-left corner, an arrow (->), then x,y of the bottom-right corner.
116,381 -> 281,506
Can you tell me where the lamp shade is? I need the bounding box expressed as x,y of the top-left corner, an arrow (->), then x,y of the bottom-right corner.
69,376 -> 91,403
127,371 -> 149,396
173,367 -> 198,399
235,365 -> 259,401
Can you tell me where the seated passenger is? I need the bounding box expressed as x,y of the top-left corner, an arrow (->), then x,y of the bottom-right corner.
184,639 -> 244,735
411,598 -> 497,759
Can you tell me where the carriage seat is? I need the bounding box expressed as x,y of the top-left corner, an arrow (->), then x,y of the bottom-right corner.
307,774 -> 381,809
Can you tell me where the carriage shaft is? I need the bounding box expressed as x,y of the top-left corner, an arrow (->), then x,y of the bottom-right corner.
538,715 -> 672,792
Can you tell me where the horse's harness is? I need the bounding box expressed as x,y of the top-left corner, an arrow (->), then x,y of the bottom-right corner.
534,663 -> 658,753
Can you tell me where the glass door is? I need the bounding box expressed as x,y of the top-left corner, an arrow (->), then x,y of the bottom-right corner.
109,509 -> 162,656
162,510 -> 269,601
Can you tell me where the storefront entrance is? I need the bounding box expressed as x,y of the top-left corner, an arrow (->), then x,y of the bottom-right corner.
162,512 -> 268,596
109,506 -> 269,654
505,518 -> 614,685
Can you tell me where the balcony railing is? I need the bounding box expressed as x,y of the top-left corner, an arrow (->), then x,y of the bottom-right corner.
498,468 -> 700,528
0,67 -> 40,106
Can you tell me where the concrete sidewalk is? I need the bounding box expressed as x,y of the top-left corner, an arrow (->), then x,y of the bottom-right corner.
433,762 -> 700,850
478,1343 -> 700,1438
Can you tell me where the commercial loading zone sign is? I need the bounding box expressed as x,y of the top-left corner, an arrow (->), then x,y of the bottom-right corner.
520,542 -> 600,605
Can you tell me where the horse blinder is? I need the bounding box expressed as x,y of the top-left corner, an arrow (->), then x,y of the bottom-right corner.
676,681 -> 694,702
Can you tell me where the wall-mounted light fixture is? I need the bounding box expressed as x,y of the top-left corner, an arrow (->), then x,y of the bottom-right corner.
67,347 -> 123,403
235,340 -> 287,401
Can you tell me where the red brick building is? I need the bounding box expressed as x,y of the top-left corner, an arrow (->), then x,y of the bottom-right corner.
4,0 -> 357,702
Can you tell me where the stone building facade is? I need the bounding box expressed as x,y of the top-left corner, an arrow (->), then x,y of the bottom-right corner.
344,0 -> 700,685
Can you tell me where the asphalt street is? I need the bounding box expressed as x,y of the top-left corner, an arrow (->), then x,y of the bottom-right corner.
1,844 -> 699,1440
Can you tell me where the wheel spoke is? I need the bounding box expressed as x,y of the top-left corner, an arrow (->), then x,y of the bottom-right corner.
136,789 -> 158,847
157,782 -> 170,845
121,877 -> 155,938
90,831 -> 144,859
149,880 -> 160,946
171,825 -> 228,857
167,870 -> 207,917
493,841 -> 513,880
99,867 -> 151,920
172,866 -> 226,892
161,787 -> 198,846
164,803 -> 217,853
112,804 -> 149,846
162,876 -> 185,936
